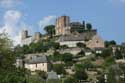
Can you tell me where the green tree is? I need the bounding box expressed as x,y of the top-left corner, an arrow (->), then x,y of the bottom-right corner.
36,70 -> 47,80
44,25 -> 55,37
61,53 -> 73,63
47,79 -> 61,83
86,23 -> 92,31
0,33 -> 25,83
78,50 -> 85,56
103,56 -> 115,69
53,64 -> 66,75
105,40 -> 116,48
115,48 -> 123,59
73,70 -> 88,82
63,77 -> 77,83
107,65 -> 123,83
101,48 -> 112,58
76,42 -> 86,48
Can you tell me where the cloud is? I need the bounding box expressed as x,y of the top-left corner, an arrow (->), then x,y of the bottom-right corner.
0,0 -> 21,8
0,10 -> 22,46
38,16 -> 56,33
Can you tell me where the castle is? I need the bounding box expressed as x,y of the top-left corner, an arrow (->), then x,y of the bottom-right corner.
21,30 -> 41,46
21,15 -> 105,49
55,16 -> 104,49
55,16 -> 71,35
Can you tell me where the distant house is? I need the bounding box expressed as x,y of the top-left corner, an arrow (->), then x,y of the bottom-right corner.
16,57 -> 24,68
58,32 -> 104,50
58,47 -> 81,55
58,32 -> 95,48
24,54 -> 48,72
47,71 -> 60,83
86,35 -> 105,49
47,71 -> 58,80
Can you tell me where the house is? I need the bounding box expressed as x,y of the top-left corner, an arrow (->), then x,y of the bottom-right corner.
58,47 -> 81,55
46,71 -> 60,83
58,32 -> 104,50
58,32 -> 95,48
47,71 -> 58,80
24,54 -> 48,72
86,35 -> 105,49
16,57 -> 24,68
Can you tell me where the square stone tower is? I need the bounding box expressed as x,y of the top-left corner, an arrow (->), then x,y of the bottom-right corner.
55,16 -> 71,35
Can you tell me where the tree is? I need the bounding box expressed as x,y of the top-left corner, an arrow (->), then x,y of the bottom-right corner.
107,65 -> 123,83
36,70 -> 47,80
64,77 -> 77,83
105,40 -> 116,48
47,79 -> 61,83
75,64 -> 86,71
76,42 -> 86,48
61,53 -> 73,63
0,33 -> 25,82
103,56 -> 115,69
53,64 -> 66,75
86,23 -> 92,30
44,25 -> 55,37
78,50 -> 85,56
74,70 -> 88,82
101,48 -> 112,58
52,42 -> 60,50
60,45 -> 68,49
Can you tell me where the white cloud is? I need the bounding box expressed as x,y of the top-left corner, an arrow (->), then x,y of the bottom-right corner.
0,0 -> 21,8
0,10 -> 22,46
38,16 -> 56,33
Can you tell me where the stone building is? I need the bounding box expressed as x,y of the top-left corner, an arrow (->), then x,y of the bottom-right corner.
21,30 -> 28,40
24,54 -> 48,72
58,32 -> 104,49
21,30 -> 41,46
70,21 -> 85,33
86,35 -> 105,49
55,16 -> 71,35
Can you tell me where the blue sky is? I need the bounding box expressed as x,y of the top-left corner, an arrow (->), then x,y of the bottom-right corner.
0,0 -> 125,45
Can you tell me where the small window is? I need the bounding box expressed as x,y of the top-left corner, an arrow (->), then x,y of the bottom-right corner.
96,40 -> 99,43
36,64 -> 37,68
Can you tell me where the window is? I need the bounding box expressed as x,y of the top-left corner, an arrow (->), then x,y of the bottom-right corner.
36,64 -> 37,68
96,40 -> 99,43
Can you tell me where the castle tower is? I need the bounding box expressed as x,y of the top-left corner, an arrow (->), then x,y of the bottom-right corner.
33,32 -> 41,42
55,16 -> 71,35
21,30 -> 28,40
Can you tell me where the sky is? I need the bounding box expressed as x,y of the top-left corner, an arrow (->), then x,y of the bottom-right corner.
0,0 -> 125,45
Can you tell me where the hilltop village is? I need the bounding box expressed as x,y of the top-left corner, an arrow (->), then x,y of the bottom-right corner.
13,16 -> 125,83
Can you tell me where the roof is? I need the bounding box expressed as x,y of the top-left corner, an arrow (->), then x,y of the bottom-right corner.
25,55 -> 47,64
47,71 -> 58,80
59,31 -> 96,42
